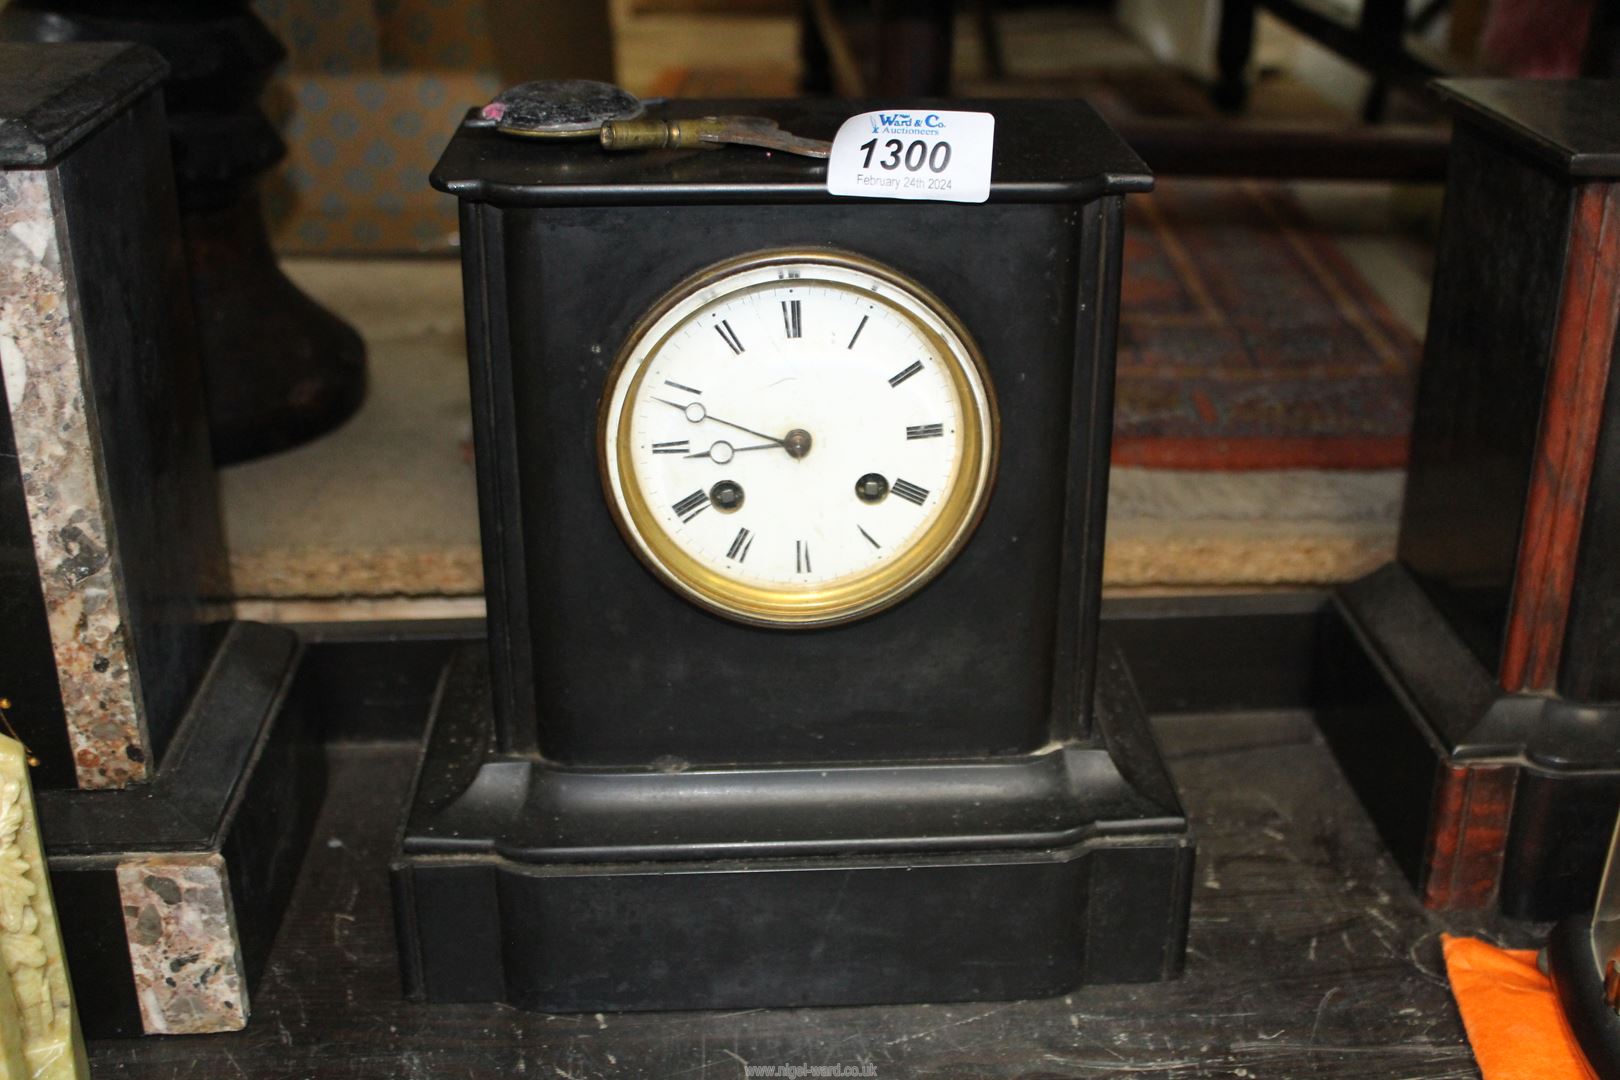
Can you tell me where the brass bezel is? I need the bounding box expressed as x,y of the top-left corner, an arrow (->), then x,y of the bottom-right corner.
597,248 -> 999,628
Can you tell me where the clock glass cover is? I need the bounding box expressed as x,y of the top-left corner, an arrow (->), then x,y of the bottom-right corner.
600,249 -> 998,627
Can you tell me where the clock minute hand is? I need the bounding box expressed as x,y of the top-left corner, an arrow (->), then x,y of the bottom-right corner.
651,397 -> 786,448
705,415 -> 787,446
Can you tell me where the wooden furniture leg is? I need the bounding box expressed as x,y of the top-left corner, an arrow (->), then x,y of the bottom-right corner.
0,0 -> 368,464
1214,0 -> 1257,113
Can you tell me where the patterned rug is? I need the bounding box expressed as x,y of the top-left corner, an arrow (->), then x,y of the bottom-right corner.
1115,180 -> 1420,469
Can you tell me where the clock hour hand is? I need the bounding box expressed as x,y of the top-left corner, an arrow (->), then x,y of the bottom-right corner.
685,440 -> 778,462
651,397 -> 786,448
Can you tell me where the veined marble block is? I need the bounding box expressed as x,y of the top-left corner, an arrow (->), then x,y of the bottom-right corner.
116,855 -> 246,1035
0,734 -> 87,1079
0,170 -> 144,789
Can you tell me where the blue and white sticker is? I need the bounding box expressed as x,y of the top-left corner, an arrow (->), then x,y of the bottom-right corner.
826,110 -> 994,204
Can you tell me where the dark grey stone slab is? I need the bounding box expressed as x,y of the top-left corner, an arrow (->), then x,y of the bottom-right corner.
0,42 -> 166,167
1435,78 -> 1620,178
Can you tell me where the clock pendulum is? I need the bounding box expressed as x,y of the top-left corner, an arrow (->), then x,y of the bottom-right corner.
392,88 -> 1195,1010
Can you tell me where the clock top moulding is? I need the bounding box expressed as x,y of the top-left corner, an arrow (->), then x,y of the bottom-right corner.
432,98 -> 1153,206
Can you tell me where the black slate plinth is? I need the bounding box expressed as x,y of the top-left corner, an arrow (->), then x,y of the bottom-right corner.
1325,79 -> 1620,919
394,635 -> 1192,1010
1,44 -> 325,1037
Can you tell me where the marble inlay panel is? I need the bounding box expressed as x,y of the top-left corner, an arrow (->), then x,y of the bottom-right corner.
116,853 -> 247,1035
0,169 -> 147,788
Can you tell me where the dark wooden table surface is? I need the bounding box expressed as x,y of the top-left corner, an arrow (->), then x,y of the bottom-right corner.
85,710 -> 1523,1079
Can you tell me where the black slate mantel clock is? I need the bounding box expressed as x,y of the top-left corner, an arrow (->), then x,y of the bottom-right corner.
392,96 -> 1194,1011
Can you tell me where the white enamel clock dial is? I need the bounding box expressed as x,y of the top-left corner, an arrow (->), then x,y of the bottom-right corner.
599,250 -> 998,627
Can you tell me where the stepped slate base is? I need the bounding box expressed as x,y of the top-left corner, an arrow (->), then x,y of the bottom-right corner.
1317,564 -> 1620,918
392,639 -> 1194,1011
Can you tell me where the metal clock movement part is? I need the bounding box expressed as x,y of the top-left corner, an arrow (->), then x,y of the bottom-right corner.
477,79 -> 645,137
477,79 -> 832,159
1544,813 -> 1620,1076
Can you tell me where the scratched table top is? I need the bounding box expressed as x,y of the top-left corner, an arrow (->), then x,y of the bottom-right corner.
87,710 -> 1524,1079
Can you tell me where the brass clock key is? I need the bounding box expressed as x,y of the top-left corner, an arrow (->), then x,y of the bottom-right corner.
478,79 -> 831,158
599,116 -> 831,158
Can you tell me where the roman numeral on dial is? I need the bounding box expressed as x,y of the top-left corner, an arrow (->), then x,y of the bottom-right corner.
715,320 -> 744,354
672,489 -> 710,522
889,360 -> 923,387
892,479 -> 929,506
906,423 -> 944,440
847,314 -> 868,350
796,539 -> 812,574
652,439 -> 689,454
726,527 -> 754,562
858,525 -> 880,548
781,299 -> 802,338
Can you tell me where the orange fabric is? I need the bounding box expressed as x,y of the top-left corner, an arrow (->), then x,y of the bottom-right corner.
1442,934 -> 1600,1080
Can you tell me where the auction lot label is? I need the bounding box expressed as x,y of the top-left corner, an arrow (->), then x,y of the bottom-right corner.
826,110 -> 994,204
